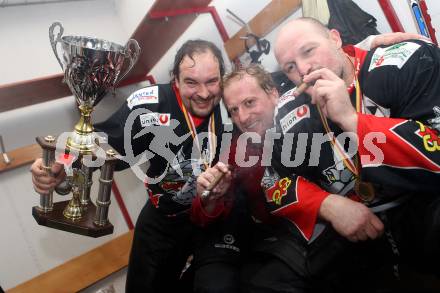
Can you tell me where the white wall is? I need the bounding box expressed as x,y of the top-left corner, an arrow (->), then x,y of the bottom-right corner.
0,0 -> 124,85
425,0 -> 440,41
114,0 -> 155,39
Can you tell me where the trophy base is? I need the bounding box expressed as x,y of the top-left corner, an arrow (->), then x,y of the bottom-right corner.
32,201 -> 113,238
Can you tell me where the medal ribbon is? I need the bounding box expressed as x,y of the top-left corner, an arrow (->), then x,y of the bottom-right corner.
174,84 -> 217,170
315,54 -> 362,177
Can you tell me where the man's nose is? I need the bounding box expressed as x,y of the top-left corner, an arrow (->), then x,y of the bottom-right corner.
237,108 -> 250,125
297,60 -> 311,78
197,84 -> 210,99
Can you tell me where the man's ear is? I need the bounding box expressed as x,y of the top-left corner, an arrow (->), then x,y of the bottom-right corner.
174,76 -> 180,88
329,29 -> 343,49
269,88 -> 279,105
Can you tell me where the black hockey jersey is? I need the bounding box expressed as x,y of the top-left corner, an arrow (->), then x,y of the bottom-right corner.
95,83 -> 226,216
264,40 -> 440,240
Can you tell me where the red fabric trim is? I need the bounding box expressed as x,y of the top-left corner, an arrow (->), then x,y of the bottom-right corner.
343,45 -> 368,94
271,177 -> 329,240
190,193 -> 226,227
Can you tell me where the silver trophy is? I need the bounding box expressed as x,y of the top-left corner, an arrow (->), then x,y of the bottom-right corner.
32,22 -> 140,237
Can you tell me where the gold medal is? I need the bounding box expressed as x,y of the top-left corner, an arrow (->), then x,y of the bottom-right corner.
354,180 -> 375,203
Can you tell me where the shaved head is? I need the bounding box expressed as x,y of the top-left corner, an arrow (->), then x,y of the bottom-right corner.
273,17 -> 350,86
275,17 -> 330,58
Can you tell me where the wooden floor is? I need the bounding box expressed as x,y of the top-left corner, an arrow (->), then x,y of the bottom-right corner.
8,231 -> 133,293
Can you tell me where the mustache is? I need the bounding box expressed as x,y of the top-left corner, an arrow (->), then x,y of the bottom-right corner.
192,95 -> 218,101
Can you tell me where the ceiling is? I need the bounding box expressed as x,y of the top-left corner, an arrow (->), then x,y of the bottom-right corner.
0,0 -> 94,7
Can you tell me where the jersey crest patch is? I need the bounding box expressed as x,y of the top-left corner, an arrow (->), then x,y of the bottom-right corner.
127,86 -> 159,109
368,42 -> 421,72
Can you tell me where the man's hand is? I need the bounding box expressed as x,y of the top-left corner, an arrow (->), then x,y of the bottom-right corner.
196,162 -> 232,214
303,68 -> 358,133
31,158 -> 66,195
319,194 -> 384,242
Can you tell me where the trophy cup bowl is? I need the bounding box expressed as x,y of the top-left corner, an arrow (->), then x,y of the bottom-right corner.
49,21 -> 141,154
32,22 -> 140,237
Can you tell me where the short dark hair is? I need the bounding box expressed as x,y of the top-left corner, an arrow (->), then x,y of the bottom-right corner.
223,63 -> 277,95
172,39 -> 225,80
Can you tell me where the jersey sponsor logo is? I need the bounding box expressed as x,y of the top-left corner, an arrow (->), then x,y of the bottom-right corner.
265,177 -> 292,205
368,42 -> 421,72
127,86 -> 159,109
416,121 -> 440,152
277,88 -> 296,108
223,234 -> 235,245
139,112 -> 171,127
279,105 -> 310,134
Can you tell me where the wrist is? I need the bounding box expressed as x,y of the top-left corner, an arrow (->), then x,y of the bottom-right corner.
318,194 -> 338,222
338,112 -> 358,133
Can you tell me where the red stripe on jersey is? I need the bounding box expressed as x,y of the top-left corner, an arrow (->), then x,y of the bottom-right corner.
271,177 -> 329,240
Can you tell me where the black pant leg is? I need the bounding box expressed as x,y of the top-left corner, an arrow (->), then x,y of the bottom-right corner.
240,253 -> 308,293
126,201 -> 193,293
193,262 -> 240,293
192,191 -> 252,293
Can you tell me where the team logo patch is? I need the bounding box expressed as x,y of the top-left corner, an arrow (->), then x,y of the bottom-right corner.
278,88 -> 296,108
390,121 -> 440,170
368,42 -> 421,72
127,86 -> 159,109
265,177 -> 292,205
139,113 -> 171,127
279,105 -> 310,134
415,121 -> 440,152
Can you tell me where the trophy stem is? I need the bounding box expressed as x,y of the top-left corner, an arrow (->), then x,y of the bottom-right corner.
75,105 -> 94,135
67,105 -> 96,154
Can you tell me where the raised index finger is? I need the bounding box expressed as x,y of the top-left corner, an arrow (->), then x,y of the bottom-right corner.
303,68 -> 339,84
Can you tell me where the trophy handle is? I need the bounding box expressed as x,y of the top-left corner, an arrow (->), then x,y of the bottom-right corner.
115,39 -> 141,85
49,22 -> 64,69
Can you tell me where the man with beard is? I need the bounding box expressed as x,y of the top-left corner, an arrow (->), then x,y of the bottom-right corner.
31,39 -> 229,292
